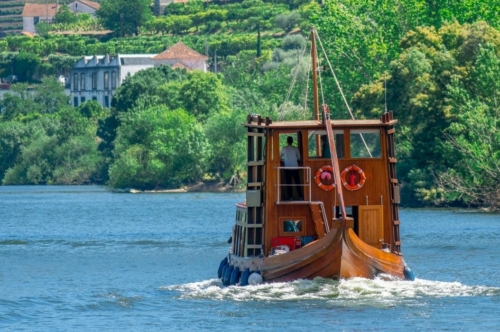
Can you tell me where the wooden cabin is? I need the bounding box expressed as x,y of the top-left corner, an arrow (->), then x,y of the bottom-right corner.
226,111 -> 406,281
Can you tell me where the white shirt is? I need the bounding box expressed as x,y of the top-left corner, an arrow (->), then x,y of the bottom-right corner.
280,145 -> 301,167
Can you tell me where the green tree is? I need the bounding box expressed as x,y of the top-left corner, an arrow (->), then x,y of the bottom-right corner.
351,21 -> 500,207
108,107 -> 209,189
13,52 -> 41,82
97,0 -> 153,36
436,44 -> 500,210
179,71 -> 230,119
55,5 -> 78,24
98,66 -> 186,155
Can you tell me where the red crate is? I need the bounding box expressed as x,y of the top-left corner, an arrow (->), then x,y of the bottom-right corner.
271,236 -> 301,251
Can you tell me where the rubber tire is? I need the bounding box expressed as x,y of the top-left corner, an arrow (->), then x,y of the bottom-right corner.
229,267 -> 240,286
217,257 -> 228,278
240,268 -> 250,286
404,265 -> 415,281
223,266 -> 233,286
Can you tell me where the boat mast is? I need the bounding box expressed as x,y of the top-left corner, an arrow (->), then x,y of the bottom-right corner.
311,29 -> 320,122
311,28 -> 348,222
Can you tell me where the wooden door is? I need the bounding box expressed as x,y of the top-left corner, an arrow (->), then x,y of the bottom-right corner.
358,205 -> 384,249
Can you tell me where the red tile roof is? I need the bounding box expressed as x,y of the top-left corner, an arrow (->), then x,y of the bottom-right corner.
153,42 -> 208,60
22,3 -> 58,17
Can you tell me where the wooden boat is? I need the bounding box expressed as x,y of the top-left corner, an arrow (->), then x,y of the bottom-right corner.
217,29 -> 414,285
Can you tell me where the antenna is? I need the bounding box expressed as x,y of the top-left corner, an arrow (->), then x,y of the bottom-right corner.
384,72 -> 388,113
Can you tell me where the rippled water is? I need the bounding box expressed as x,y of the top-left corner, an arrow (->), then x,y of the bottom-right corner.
1,186 -> 499,330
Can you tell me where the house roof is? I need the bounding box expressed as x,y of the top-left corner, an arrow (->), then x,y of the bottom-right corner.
22,3 -> 58,17
153,42 -> 208,61
73,0 -> 101,10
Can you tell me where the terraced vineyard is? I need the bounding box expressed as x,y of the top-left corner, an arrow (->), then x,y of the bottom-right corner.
0,0 -> 72,37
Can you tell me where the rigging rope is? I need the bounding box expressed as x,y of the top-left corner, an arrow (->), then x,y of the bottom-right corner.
314,29 -> 372,157
278,44 -> 308,121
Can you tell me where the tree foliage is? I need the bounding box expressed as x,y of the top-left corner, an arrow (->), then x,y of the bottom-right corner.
351,21 -> 500,208
97,0 -> 153,36
108,107 -> 209,189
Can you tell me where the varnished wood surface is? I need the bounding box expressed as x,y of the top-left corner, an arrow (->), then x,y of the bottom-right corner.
260,222 -> 405,281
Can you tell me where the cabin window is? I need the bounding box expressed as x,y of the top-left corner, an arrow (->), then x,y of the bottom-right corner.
282,219 -> 303,233
307,130 -> 344,158
279,217 -> 305,236
350,129 -> 381,158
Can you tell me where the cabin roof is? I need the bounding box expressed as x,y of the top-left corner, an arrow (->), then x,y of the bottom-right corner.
245,119 -> 397,129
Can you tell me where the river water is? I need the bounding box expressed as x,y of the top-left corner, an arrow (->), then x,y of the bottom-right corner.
1,186 -> 499,330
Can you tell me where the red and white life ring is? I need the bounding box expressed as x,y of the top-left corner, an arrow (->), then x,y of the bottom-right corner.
341,165 -> 366,191
315,165 -> 335,191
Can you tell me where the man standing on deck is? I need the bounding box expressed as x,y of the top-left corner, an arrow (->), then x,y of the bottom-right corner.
280,136 -> 303,200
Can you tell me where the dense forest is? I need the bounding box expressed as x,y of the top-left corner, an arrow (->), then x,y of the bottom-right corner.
0,0 -> 499,210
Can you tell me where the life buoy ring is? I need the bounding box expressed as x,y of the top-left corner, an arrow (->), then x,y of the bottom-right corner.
315,165 -> 335,191
341,165 -> 366,190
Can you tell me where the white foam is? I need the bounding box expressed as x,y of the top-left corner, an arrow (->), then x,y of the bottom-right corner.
162,277 -> 500,302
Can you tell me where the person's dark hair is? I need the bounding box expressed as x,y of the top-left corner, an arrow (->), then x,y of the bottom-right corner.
287,136 -> 293,144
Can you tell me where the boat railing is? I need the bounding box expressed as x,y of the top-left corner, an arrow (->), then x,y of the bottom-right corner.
276,166 -> 311,204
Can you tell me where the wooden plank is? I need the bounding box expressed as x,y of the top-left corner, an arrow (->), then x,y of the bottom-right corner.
388,158 -> 397,163
393,220 -> 400,225
358,205 -> 384,249
394,241 -> 401,246
309,203 -> 326,239
331,219 -> 354,229
390,178 -> 398,183
387,128 -> 396,134
247,182 -> 263,187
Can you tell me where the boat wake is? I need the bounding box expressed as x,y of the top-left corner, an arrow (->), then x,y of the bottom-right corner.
163,277 -> 500,303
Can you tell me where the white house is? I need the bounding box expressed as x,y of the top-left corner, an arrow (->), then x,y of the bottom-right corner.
70,54 -> 155,108
70,42 -> 208,108
22,3 -> 59,34
68,0 -> 100,15
152,42 -> 208,72
22,1 -> 100,34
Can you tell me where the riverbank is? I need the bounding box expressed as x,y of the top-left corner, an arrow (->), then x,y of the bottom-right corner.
116,181 -> 245,194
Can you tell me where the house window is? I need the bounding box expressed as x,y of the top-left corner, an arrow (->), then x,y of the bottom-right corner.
73,97 -> 78,107
111,71 -> 117,89
104,71 -> 109,89
80,73 -> 86,90
104,96 -> 109,107
81,97 -> 86,103
73,73 -> 79,91
92,96 -> 97,101
92,72 -> 97,90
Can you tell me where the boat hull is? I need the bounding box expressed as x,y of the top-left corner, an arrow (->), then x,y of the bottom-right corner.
229,222 -> 406,282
